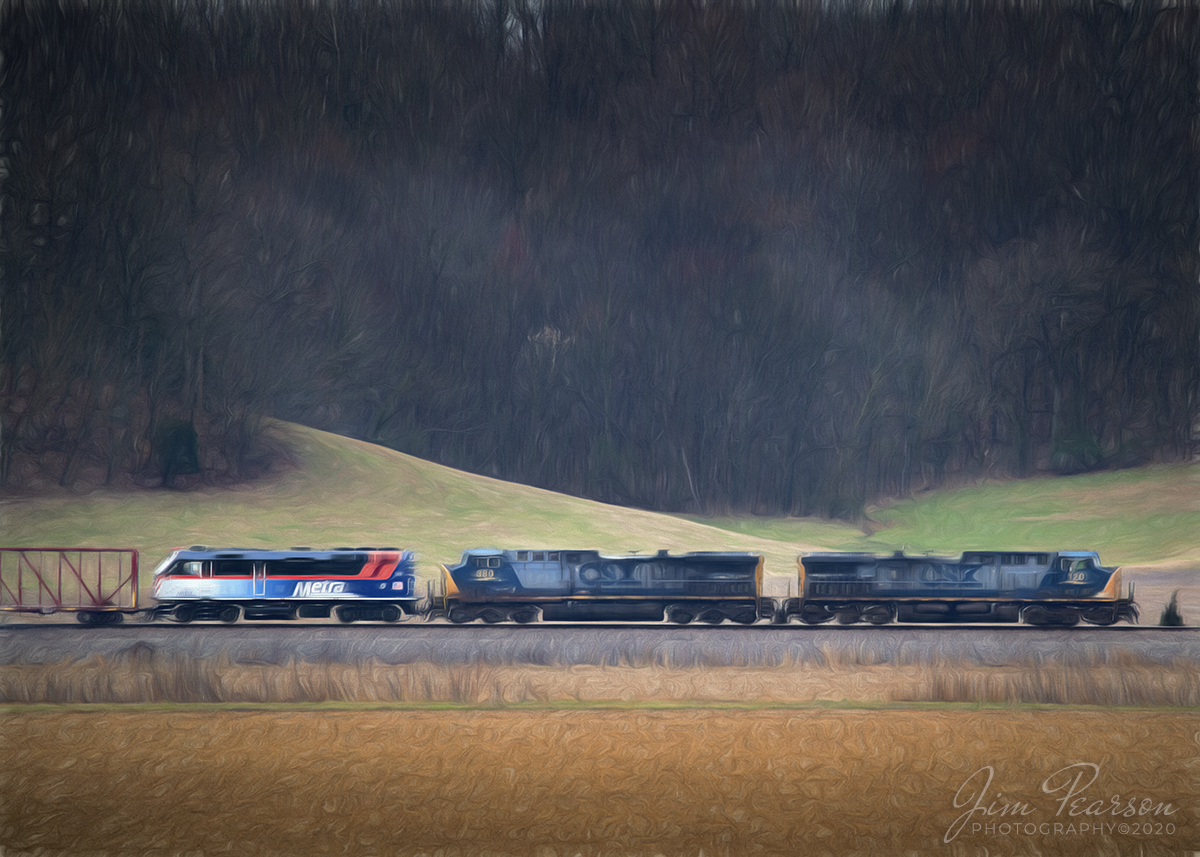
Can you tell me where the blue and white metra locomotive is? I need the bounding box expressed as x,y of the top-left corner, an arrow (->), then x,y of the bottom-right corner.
151,546 -> 418,623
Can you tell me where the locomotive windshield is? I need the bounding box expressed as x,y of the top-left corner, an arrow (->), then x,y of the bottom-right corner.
1059,557 -> 1096,573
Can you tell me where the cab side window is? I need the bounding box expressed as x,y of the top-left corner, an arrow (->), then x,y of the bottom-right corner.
212,560 -> 254,576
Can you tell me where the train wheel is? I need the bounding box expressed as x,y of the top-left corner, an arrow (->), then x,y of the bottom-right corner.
335,606 -> 356,624
511,607 -> 539,624
480,609 -> 505,624
1082,608 -> 1117,626
863,605 -> 893,625
381,605 -> 402,623
800,603 -> 833,625
667,608 -> 694,625
219,605 -> 240,624
700,611 -> 724,625
173,605 -> 195,624
448,607 -> 472,624
835,607 -> 861,625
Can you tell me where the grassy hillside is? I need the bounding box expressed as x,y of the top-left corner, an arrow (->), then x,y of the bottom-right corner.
693,463 -> 1200,567
690,460 -> 1200,618
1,421 -> 1196,610
0,422 -> 825,597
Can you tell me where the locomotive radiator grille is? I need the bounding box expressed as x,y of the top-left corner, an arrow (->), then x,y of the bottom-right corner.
809,582 -> 872,596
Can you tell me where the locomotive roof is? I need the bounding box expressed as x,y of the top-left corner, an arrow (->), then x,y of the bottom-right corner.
165,546 -> 404,560
802,549 -> 1102,561
458,547 -> 758,559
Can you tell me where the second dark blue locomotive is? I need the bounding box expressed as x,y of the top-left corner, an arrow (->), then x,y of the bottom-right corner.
787,549 -> 1137,626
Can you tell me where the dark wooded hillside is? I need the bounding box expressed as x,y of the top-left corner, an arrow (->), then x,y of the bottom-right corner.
1,0 -> 1197,515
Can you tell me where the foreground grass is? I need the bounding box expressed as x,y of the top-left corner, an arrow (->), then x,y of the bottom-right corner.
5,645 -> 1198,707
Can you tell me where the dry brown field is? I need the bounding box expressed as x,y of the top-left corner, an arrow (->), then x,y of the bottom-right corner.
3,628 -> 1198,855
0,706 -> 1196,857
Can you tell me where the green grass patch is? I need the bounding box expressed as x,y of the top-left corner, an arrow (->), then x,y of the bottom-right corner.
687,464 -> 1200,567
861,465 -> 1200,565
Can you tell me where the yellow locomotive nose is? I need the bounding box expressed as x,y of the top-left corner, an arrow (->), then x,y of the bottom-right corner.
440,563 -> 460,594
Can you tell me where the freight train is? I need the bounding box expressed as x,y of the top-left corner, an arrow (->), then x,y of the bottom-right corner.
143,545 -> 1136,627
0,544 -> 1138,626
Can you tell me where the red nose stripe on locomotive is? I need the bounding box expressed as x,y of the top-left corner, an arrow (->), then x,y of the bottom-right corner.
363,553 -> 401,578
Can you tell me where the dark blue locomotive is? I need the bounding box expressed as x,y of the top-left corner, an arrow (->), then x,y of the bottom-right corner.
439,548 -> 768,624
787,549 -> 1137,626
150,546 -> 418,623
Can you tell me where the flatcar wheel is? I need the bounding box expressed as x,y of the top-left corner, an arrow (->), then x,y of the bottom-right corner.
380,605 -> 402,623
218,605 -> 240,624
76,611 -> 98,626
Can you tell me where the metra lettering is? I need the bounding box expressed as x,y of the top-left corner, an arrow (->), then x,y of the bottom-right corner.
291,581 -> 347,597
